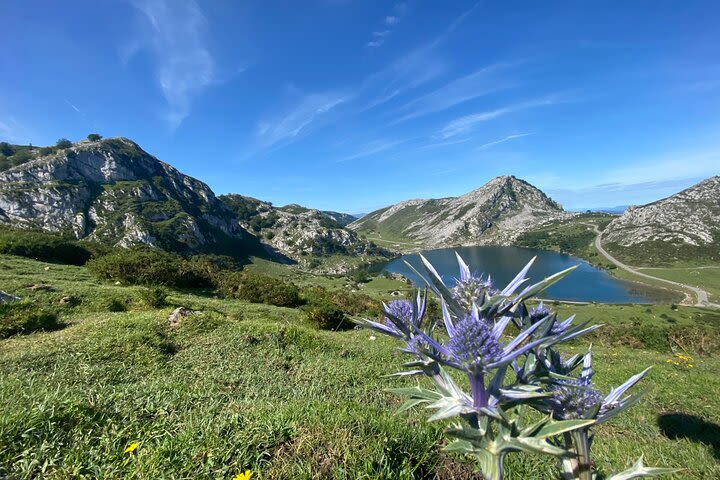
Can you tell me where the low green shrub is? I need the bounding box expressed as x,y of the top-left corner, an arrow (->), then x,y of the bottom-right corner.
302,286 -> 380,317
0,229 -> 93,265
139,287 -> 168,309
305,299 -> 350,330
183,254 -> 238,284
87,249 -> 211,288
105,298 -> 128,312
0,302 -> 62,338
217,271 -> 302,307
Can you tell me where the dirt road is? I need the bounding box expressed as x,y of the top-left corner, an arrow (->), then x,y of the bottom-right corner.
585,223 -> 718,308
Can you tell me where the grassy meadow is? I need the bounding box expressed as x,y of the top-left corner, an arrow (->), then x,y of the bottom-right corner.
1,254 -> 720,479
633,267 -> 720,303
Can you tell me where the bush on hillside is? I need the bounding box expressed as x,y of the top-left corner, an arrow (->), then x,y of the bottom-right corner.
183,254 -> 238,283
139,287 -> 168,309
87,249 -> 211,288
0,302 -> 62,339
9,150 -> 33,167
38,146 -> 56,156
248,211 -> 279,232
87,133 -> 102,141
104,297 -> 128,312
55,138 -> 72,149
306,299 -> 350,330
217,271 -> 302,307
0,229 -> 93,265
0,142 -> 13,156
302,286 -> 380,317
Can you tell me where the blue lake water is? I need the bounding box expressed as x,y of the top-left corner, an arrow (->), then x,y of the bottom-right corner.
382,246 -> 679,304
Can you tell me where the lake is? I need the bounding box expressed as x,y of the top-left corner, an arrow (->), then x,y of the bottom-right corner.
382,246 -> 680,304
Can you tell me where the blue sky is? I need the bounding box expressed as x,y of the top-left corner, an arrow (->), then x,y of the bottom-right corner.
1,1 -> 719,214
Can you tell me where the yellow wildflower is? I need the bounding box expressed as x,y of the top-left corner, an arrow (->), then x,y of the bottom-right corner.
233,470 -> 254,480
688,364 -> 694,368
124,442 -> 140,454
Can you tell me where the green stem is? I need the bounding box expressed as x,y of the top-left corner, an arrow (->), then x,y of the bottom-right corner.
478,450 -> 505,480
559,432 -> 577,480
560,429 -> 593,480
572,429 -> 593,480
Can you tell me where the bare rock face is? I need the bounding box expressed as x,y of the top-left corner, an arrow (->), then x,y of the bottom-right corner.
0,138 -> 260,255
603,176 -> 720,247
350,176 -> 569,248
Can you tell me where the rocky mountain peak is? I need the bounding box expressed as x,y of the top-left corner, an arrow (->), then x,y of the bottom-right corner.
350,176 -> 568,248
603,176 -> 720,250
0,138 -> 259,255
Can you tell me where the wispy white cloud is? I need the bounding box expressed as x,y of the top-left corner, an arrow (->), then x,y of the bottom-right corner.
361,2 -> 481,107
604,151 -> 719,186
337,138 -> 408,162
389,62 -> 520,124
531,147 -> 720,208
358,48 -> 446,111
64,99 -> 82,115
478,133 -> 533,149
437,96 -> 560,139
366,3 -> 405,47
418,137 -> 473,150
547,178 -> 710,209
127,0 -> 218,128
366,30 -> 391,48
255,92 -> 350,150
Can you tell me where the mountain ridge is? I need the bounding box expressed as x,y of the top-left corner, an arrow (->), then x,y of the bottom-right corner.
0,137 -> 262,256
0,137 -> 382,270
350,175 -> 569,248
220,194 -> 390,273
602,176 -> 720,264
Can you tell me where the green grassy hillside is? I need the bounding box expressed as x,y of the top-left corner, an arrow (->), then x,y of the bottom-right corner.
514,213 -> 617,269
1,254 -> 719,478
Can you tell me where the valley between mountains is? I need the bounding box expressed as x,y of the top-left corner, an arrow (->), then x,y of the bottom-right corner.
1,137 -> 718,303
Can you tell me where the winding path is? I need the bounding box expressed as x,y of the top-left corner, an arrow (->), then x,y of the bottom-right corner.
584,223 -> 719,308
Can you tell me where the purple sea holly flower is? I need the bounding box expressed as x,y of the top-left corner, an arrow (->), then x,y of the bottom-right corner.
436,303 -> 552,410
550,377 -> 604,420
524,301 -> 595,341
384,299 -> 414,328
451,255 -> 496,311
359,291 -> 427,340
529,302 -> 550,323
546,347 -> 651,424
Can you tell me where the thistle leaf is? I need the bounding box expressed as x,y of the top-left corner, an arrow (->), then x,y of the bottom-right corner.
606,456 -> 680,480
515,265 -> 578,303
505,437 -> 572,456
533,418 -> 595,439
388,386 -> 443,401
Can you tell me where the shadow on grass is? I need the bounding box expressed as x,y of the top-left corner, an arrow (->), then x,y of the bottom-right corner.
657,412 -> 720,459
